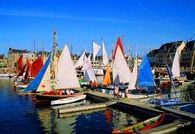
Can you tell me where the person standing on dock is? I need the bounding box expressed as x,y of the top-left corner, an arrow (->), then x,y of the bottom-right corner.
114,86 -> 119,99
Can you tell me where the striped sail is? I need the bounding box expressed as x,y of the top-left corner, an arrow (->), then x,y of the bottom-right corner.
112,42 -> 131,85
25,55 -> 51,92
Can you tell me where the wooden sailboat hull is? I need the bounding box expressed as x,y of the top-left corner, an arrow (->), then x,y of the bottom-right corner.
112,113 -> 165,134
36,93 -> 83,101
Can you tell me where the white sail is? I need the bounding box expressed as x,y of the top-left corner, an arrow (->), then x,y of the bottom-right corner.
171,42 -> 185,78
177,42 -> 185,55
171,51 -> 180,78
75,50 -> 87,68
128,58 -> 138,90
112,46 -> 131,85
88,53 -> 91,61
55,45 -> 80,89
102,40 -> 109,65
92,41 -> 101,61
82,59 -> 97,82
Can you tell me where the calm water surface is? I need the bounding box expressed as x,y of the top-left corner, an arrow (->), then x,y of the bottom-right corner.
0,79 -> 143,134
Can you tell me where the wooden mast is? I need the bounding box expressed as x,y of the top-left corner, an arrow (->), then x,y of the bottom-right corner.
51,31 -> 57,89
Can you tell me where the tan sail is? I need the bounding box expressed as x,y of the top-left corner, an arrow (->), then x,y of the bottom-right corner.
55,45 -> 80,89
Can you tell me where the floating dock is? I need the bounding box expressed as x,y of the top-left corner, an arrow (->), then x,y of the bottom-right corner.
57,90 -> 195,133
58,100 -> 117,115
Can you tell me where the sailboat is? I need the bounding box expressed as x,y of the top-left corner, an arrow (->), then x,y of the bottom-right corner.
16,55 -> 23,74
75,50 -> 87,69
126,55 -> 156,99
94,40 -> 109,76
101,65 -> 113,94
15,55 -> 44,90
148,56 -> 193,106
159,42 -> 187,89
112,37 -> 131,86
80,57 -> 98,88
92,40 -> 104,76
102,65 -> 112,86
102,40 -> 109,66
36,44 -> 81,100
15,58 -> 32,90
31,56 -> 43,78
92,40 -> 101,62
101,37 -> 130,96
25,32 -> 81,100
171,42 -> 186,83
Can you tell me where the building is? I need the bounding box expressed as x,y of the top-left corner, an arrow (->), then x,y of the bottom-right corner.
7,48 -> 35,68
0,54 -> 7,68
148,40 -> 195,71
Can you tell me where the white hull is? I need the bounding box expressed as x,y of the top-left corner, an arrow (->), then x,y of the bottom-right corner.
94,68 -> 104,76
52,100 -> 88,109
126,93 -> 154,99
51,94 -> 86,106
0,73 -> 15,78
16,84 -> 28,90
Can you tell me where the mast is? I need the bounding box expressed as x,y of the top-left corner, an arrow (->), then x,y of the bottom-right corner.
190,44 -> 195,72
33,40 -> 36,54
51,31 -> 57,89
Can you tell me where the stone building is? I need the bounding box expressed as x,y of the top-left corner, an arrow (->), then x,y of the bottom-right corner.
148,40 -> 195,71
7,48 -> 35,68
0,54 -> 7,68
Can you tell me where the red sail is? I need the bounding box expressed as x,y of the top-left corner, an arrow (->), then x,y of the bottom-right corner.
31,56 -> 43,77
16,55 -> 23,73
16,64 -> 26,78
24,59 -> 31,80
112,37 -> 125,60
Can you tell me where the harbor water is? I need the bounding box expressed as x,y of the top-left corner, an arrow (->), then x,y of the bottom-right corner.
0,78 -> 194,133
0,79 -> 144,134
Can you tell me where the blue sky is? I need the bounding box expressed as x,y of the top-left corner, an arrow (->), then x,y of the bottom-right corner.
0,0 -> 195,56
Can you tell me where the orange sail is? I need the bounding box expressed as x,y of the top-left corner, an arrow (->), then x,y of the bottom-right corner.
102,66 -> 111,86
31,56 -> 43,77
